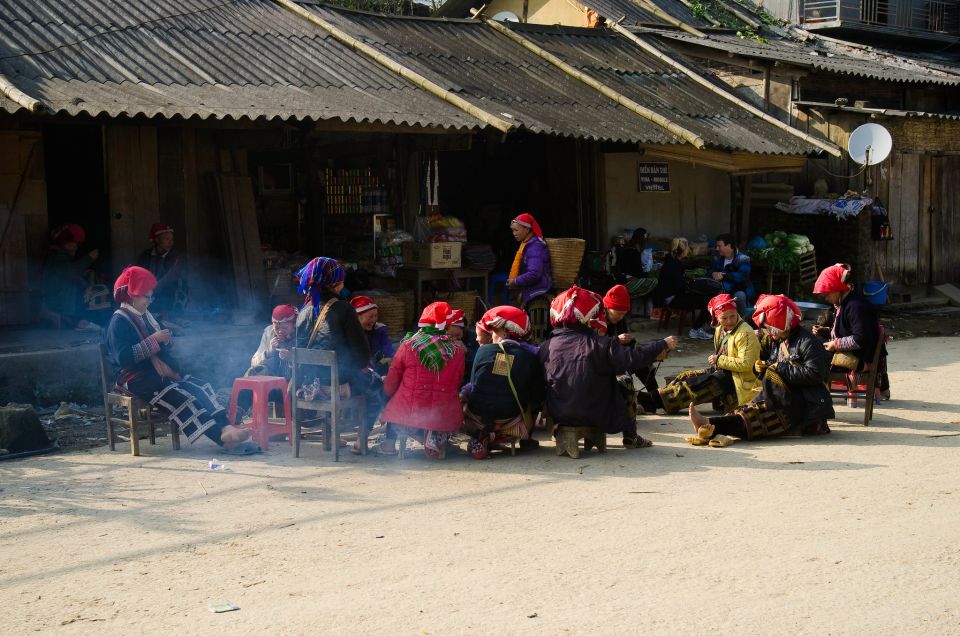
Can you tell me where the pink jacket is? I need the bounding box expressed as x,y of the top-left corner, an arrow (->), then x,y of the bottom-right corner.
380,341 -> 465,432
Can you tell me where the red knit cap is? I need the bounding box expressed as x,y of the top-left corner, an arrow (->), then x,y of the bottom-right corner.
418,301 -> 451,330
813,263 -> 852,295
271,304 -> 298,323
349,295 -> 378,316
113,266 -> 157,303
603,284 -> 630,312
51,224 -> 86,246
707,293 -> 738,326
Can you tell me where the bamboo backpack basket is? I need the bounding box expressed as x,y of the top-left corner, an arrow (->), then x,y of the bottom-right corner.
545,238 -> 586,289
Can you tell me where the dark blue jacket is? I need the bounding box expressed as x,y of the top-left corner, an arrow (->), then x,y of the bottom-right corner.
708,250 -> 754,301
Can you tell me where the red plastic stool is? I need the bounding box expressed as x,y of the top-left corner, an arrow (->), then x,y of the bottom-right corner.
226,376 -> 292,450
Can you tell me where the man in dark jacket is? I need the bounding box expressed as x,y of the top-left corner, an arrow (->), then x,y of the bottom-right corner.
540,286 -> 678,448
707,233 -> 754,316
688,294 -> 834,447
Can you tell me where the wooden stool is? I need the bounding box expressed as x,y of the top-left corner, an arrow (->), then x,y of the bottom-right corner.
554,425 -> 607,459
227,376 -> 292,450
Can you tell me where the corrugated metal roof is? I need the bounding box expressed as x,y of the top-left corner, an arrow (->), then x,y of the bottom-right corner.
646,28 -> 960,86
0,0 -> 481,128
299,4 -> 681,145
511,23 -> 813,154
300,4 -> 818,153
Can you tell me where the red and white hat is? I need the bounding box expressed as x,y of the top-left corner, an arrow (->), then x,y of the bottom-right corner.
706,293 -> 738,327
480,305 -> 530,337
350,295 -> 378,316
446,308 -> 466,328
149,223 -> 174,242
419,301 -> 451,330
752,294 -> 801,336
271,304 -> 298,323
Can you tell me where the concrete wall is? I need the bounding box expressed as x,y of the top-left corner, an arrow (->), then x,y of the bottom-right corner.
603,152 -> 731,242
483,0 -> 586,25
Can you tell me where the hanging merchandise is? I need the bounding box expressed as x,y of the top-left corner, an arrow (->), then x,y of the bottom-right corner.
424,152 -> 440,208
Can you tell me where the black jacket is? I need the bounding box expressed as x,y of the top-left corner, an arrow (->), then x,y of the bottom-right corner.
296,293 -> 371,391
834,290 -> 881,365
539,326 -> 667,433
765,326 -> 835,425
468,340 -> 544,423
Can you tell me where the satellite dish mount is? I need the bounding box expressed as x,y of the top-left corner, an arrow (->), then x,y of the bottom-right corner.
847,123 -> 893,189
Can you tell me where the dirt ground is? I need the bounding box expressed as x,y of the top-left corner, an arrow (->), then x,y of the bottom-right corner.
2,337 -> 960,634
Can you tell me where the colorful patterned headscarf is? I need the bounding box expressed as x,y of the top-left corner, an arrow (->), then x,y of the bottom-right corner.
813,263 -> 852,295
405,302 -> 456,372
752,294 -> 801,336
297,257 -> 345,314
480,305 -> 530,338
707,293 -> 738,326
550,285 -> 607,333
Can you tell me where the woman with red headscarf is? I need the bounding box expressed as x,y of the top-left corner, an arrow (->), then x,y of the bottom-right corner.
377,302 -> 465,458
658,293 -> 760,414
40,223 -> 101,331
507,213 -> 552,305
687,294 -> 833,447
812,264 -> 888,399
462,306 -> 544,459
105,266 -> 254,452
539,286 -> 677,448
135,223 -> 183,319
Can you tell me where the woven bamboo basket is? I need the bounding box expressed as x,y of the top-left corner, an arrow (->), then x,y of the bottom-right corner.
366,293 -> 406,341
437,290 -> 480,327
545,238 -> 586,289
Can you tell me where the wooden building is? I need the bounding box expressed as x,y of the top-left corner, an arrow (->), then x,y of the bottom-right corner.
0,0 -> 831,326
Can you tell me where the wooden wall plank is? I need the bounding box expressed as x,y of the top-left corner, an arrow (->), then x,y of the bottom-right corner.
107,125 -> 160,270
937,156 -> 960,283
917,156 -> 934,285
885,152 -> 903,282
899,153 -> 921,285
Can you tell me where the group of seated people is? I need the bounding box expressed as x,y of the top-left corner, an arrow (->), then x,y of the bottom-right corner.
104,249 -> 888,458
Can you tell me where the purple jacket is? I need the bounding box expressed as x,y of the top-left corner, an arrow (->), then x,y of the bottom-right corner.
514,238 -> 552,304
366,323 -> 394,373
539,327 -> 667,434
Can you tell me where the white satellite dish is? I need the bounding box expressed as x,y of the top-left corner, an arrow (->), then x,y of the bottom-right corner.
847,123 -> 892,166
492,11 -> 520,22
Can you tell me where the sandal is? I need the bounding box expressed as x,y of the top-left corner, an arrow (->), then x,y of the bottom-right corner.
684,436 -> 709,446
708,435 -> 736,448
622,436 -> 653,449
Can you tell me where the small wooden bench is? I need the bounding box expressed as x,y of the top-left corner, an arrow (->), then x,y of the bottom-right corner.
554,425 -> 606,459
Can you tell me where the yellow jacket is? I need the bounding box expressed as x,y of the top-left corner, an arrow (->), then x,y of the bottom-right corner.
713,320 -> 761,406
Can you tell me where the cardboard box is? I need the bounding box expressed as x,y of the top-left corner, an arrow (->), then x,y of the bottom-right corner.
401,242 -> 462,269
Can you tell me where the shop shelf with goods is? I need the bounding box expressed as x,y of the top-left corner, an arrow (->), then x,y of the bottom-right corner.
319,167 -> 393,263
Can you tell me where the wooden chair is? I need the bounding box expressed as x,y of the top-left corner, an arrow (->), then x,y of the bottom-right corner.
291,348 -> 368,461
98,343 -> 180,456
829,324 -> 885,426
524,295 -> 552,344
554,425 -> 606,459
658,307 -> 688,336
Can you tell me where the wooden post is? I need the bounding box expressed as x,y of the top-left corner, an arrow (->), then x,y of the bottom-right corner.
740,174 -> 753,239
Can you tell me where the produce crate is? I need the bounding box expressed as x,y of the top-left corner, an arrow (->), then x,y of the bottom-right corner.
401,242 -> 462,269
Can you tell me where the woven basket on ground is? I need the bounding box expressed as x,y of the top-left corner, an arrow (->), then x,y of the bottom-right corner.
545,238 -> 586,289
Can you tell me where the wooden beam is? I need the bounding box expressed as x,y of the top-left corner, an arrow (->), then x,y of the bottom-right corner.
0,75 -> 43,113
634,0 -> 706,37
484,19 -> 706,150
640,144 -> 807,173
271,0 -> 514,134
612,25 -> 843,158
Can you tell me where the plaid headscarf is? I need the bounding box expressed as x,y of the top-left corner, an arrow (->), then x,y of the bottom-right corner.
405,302 -> 456,372
550,285 -> 607,333
297,257 -> 345,315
